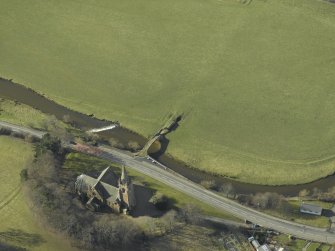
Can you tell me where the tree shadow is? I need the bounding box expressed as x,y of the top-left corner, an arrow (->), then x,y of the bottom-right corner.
150,136 -> 170,160
149,115 -> 182,159
0,241 -> 26,251
322,209 -> 335,218
162,115 -> 182,134
0,229 -> 45,247
131,185 -> 175,218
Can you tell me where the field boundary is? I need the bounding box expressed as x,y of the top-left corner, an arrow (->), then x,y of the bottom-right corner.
216,144 -> 335,166
0,185 -> 22,211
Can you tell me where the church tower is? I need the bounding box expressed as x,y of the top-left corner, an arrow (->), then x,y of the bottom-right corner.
119,166 -> 136,213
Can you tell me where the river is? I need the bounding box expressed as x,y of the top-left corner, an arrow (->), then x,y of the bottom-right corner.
1,77 -> 334,196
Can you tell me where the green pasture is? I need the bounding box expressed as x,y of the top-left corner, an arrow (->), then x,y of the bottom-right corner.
0,136 -> 77,251
1,0 -> 335,184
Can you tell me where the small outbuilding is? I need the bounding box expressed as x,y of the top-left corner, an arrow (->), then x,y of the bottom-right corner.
300,203 -> 323,216
257,244 -> 271,251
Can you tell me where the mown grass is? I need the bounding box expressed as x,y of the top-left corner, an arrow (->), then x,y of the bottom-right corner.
1,0 -> 335,184
64,152 -> 240,221
0,136 -> 77,251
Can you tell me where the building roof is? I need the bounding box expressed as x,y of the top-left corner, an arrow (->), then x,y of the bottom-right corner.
300,203 -> 323,214
75,174 -> 97,192
99,181 -> 120,201
257,244 -> 270,251
76,170 -> 120,202
97,166 -> 119,187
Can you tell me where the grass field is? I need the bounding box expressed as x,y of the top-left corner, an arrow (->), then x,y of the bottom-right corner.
0,136 -> 77,251
1,0 -> 335,184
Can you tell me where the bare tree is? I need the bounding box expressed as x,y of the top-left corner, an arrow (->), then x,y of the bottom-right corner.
312,187 -> 322,199
109,138 -> 125,149
220,183 -> 235,198
150,192 -> 169,210
251,192 -> 283,209
161,210 -> 178,232
200,180 -> 217,190
179,204 -> 202,224
298,189 -> 310,198
127,141 -> 141,151
62,114 -> 71,123
27,151 -> 58,182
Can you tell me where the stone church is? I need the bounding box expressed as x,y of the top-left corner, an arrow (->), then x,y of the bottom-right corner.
75,166 -> 136,214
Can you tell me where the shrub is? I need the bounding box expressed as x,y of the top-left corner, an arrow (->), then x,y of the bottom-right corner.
150,192 -> 169,211
20,169 -> 28,181
0,127 -> 11,135
35,134 -> 61,157
251,192 -> 283,209
127,141 -> 141,152
219,183 -> 236,198
200,180 -> 217,190
178,204 -> 202,224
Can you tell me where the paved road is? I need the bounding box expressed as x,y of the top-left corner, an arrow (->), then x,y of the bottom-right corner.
95,145 -> 335,244
0,121 -> 46,138
1,121 -> 335,244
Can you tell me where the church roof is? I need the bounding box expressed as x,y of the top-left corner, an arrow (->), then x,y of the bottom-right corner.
76,168 -> 120,203
97,166 -> 119,187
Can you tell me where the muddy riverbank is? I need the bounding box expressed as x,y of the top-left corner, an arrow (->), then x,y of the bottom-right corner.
1,77 -> 335,196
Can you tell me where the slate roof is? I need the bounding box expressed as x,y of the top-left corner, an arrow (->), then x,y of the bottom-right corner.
75,174 -> 96,192
300,203 -> 323,215
75,167 -> 120,203
97,167 -> 119,187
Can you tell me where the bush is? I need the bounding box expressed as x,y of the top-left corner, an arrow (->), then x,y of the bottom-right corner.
178,204 -> 202,224
108,138 -> 125,149
35,134 -> 61,157
200,180 -> 217,190
127,141 -> 141,152
0,127 -> 11,135
250,192 -> 283,209
20,169 -> 28,181
24,134 -> 37,143
219,183 -> 235,198
298,189 -> 310,198
10,131 -> 24,139
150,192 -> 169,211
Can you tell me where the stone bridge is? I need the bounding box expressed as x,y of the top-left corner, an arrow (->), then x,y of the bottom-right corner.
135,115 -> 181,157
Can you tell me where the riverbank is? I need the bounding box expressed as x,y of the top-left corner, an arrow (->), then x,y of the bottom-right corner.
3,79 -> 335,196
4,73 -> 335,186
2,119 -> 335,244
2,0 -> 335,186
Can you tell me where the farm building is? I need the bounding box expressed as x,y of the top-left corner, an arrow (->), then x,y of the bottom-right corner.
300,203 -> 323,216
75,166 -> 136,214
